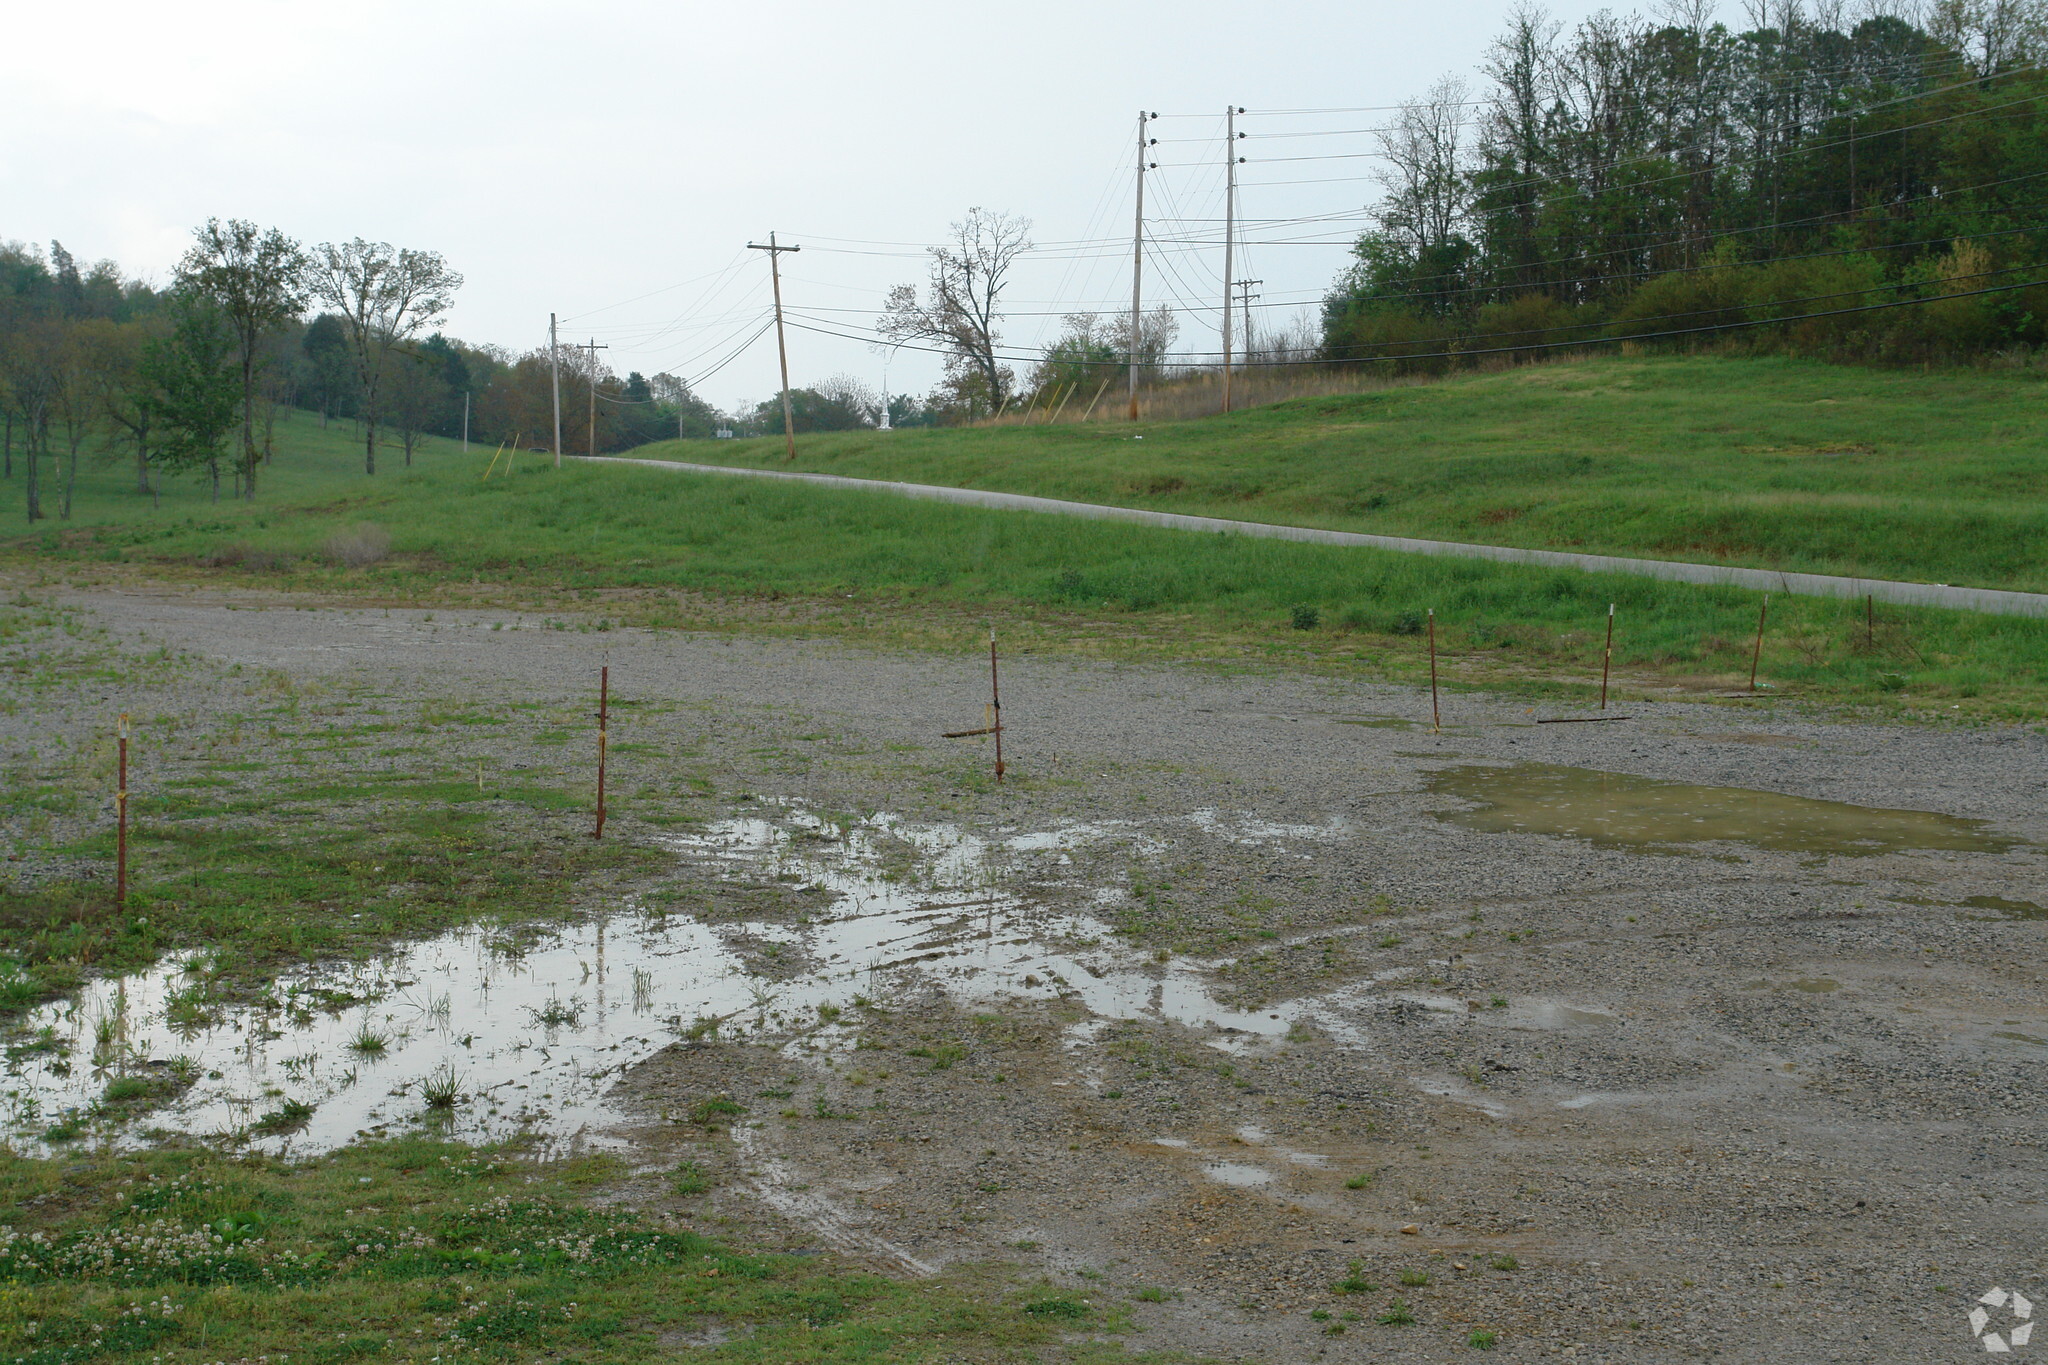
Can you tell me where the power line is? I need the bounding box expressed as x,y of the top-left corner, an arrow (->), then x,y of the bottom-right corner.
779,268 -> 2048,371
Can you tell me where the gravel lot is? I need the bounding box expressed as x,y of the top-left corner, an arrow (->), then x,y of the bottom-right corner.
6,579 -> 2046,1363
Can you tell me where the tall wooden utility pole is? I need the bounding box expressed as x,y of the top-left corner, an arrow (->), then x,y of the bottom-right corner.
585,339 -> 609,457
1220,106 -> 1245,414
747,232 -> 802,461
1234,278 -> 1262,361
1129,111 -> 1155,421
549,312 -> 563,468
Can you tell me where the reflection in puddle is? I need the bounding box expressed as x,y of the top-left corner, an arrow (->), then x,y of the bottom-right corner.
1427,763 -> 2025,856
2,806 -> 1345,1157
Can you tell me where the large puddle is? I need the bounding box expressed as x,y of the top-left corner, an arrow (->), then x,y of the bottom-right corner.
1427,763 -> 2025,857
3,805 -> 1352,1157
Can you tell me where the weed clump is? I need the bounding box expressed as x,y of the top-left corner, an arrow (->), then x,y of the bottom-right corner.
1335,1259 -> 1376,1294
322,523 -> 391,569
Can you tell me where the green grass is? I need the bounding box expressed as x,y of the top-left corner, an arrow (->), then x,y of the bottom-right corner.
7,382 -> 2048,717
635,354 -> 2048,593
0,791 -> 654,1020
0,1138 -> 1156,1363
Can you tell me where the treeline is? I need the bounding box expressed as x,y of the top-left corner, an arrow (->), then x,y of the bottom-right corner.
0,222 -> 729,520
1322,0 -> 2048,367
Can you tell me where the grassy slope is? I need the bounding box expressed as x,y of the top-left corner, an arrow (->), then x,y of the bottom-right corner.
4,397 -> 2045,717
630,355 -> 2048,593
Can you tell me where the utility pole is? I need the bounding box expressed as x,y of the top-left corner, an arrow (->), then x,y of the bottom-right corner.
1234,279 -> 1262,361
1129,110 -> 1156,421
549,312 -> 563,468
1220,106 -> 1246,414
585,339 -> 609,458
747,232 -> 802,461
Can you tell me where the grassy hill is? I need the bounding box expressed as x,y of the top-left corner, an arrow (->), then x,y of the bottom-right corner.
5,374 -> 2046,718
631,355 -> 2048,594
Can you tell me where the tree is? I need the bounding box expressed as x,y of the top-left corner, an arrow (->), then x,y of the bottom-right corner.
749,378 -> 878,434
46,321 -> 97,518
647,372 -> 722,439
878,208 -> 1032,416
0,309 -> 57,522
384,346 -> 450,466
300,313 -> 355,423
1030,314 -> 1122,403
178,219 -> 308,499
139,290 -> 240,501
82,318 -> 159,495
305,239 -> 462,475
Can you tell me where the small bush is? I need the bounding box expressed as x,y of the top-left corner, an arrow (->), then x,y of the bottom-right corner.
1469,1329 -> 1499,1349
1377,1298 -> 1416,1326
1335,1259 -> 1375,1294
322,523 -> 392,568
1289,604 -> 1321,631
1391,610 -> 1425,635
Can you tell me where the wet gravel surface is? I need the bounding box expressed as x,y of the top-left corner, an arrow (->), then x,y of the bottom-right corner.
6,580 -> 2047,1363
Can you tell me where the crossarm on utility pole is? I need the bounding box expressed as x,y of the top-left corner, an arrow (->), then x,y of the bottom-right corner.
748,234 -> 803,461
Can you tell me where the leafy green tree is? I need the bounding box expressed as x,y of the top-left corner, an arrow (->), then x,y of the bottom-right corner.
300,314 -> 356,422
139,291 -> 240,502
178,219 -> 308,499
305,239 -> 462,475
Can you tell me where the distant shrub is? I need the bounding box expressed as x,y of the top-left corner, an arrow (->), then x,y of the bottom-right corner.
1290,604 -> 1321,631
1391,610 -> 1425,635
322,523 -> 391,568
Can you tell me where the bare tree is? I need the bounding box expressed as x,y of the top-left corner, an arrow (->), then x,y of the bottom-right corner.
305,239 -> 462,475
878,209 -> 1032,415
179,219 -> 308,499
1376,76 -> 1474,258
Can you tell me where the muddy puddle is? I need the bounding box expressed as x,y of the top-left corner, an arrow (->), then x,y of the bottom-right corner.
1427,762 -> 2026,857
3,804 -> 1373,1157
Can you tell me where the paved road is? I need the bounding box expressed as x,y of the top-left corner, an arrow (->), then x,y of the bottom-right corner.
591,454 -> 2048,619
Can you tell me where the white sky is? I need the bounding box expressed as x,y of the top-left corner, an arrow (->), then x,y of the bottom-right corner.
5,0 -> 1621,413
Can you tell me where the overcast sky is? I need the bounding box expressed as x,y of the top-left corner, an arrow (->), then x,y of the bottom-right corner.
8,0 -> 1625,413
